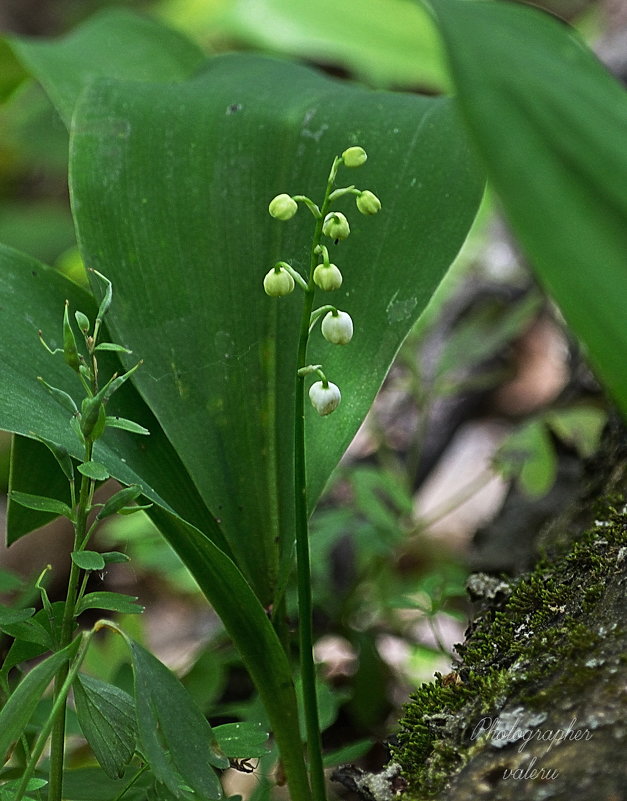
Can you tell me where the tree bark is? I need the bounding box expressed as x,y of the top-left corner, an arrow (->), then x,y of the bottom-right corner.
389,423 -> 627,801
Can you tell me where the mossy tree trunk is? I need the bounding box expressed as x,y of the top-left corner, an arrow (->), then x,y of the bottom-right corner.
391,425 -> 627,801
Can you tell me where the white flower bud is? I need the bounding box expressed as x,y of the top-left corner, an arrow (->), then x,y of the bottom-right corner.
309,380 -> 341,416
322,212 -> 350,241
342,146 -> 367,167
356,190 -> 381,215
321,310 -> 353,345
263,266 -> 295,296
268,193 -> 298,220
313,262 -> 343,291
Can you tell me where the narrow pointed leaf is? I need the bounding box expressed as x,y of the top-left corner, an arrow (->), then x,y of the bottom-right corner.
91,269 -> 113,325
7,434 -> 72,541
429,0 -> 627,418
105,416 -> 149,435
96,485 -> 142,519
95,342 -> 133,353
101,551 -> 131,564
36,378 -> 78,414
75,591 -> 144,616
73,673 -> 136,779
63,299 -> 81,371
117,504 -> 152,515
0,640 -> 79,761
35,434 -> 75,480
9,490 -> 72,519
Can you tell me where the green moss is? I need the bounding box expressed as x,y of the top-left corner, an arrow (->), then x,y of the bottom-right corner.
392,503 -> 627,798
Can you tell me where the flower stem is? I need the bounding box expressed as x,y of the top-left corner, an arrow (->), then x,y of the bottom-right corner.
47,443 -> 94,801
293,156 -> 341,801
17,633 -> 92,801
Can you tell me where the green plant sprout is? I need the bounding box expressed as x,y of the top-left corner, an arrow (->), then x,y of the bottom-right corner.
1,277 -> 268,801
10,271 -> 148,801
263,145 -> 381,801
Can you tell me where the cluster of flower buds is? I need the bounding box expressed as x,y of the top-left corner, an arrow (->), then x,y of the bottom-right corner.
263,147 -> 381,415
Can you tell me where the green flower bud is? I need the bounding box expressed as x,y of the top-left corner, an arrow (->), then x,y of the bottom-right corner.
309,380 -> 341,416
321,310 -> 353,345
313,262 -> 343,291
356,190 -> 381,216
322,212 -> 350,241
80,396 -> 106,441
263,266 -> 295,297
268,193 -> 298,220
342,146 -> 367,167
63,301 -> 80,372
75,310 -> 91,334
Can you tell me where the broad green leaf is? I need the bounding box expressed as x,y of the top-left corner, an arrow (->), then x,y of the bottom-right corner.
3,20 -> 480,799
71,551 -> 106,571
129,639 -> 226,799
213,722 -> 269,759
77,460 -> 110,481
429,0 -> 627,419
160,0 -> 448,91
74,673 -> 136,779
75,591 -> 144,616
9,490 -> 72,519
8,8 -> 205,126
0,639 -> 79,762
69,53 -> 482,604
